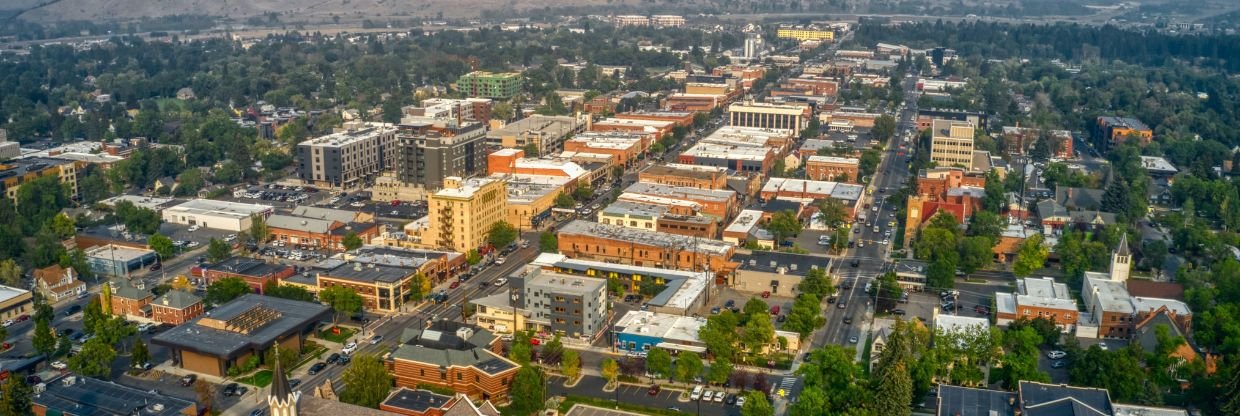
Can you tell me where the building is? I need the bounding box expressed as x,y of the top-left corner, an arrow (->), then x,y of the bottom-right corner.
614,310 -> 708,354
700,126 -> 795,154
200,256 -> 295,293
455,71 -> 522,99
485,115 -> 585,154
1000,126 -> 1073,158
487,149 -> 590,181
610,15 -> 649,27
33,375 -> 199,416
161,199 -> 274,232
315,261 -> 418,313
776,27 -> 835,42
916,77 -> 968,92
0,285 -> 33,322
995,277 -> 1079,332
934,312 -> 990,336
0,157 -> 80,202
423,177 -> 508,253
85,244 -> 158,278
784,77 -> 839,96
531,253 -> 712,316
677,142 -> 775,174
265,214 -> 380,252
152,294 -> 332,376
33,265 -> 86,303
758,178 -> 865,211
0,129 -> 17,160
649,15 -> 685,27
296,123 -> 398,189
638,164 -> 729,190
402,98 -> 493,125
556,220 -> 737,278
379,388 -> 502,416
805,156 -> 860,182
388,321 -> 519,403
562,132 -> 647,168
936,381 -> 1189,416
728,102 -> 810,135
665,93 -> 723,112
620,182 -> 737,221
590,117 -> 676,142
509,267 -> 608,341
393,122 -> 489,191
722,210 -> 765,246
108,282 -> 154,320
498,173 -> 568,230
731,251 -> 831,297
1082,263 -> 1136,339
929,119 -> 976,169
1096,116 -> 1153,148
150,291 -> 205,325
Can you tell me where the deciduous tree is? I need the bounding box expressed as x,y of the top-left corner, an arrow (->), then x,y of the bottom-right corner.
340,354 -> 393,408
509,367 -> 545,415
205,277 -> 252,305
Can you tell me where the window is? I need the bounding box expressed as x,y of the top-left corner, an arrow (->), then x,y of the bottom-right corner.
457,373 -> 462,381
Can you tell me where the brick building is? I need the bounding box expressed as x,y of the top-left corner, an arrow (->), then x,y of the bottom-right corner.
265,214 -> 380,252
995,277 -> 1080,332
804,156 -> 860,182
388,321 -> 519,403
556,220 -> 738,279
150,291 -> 205,325
638,164 -> 729,190
201,256 -> 295,294
108,283 -> 153,320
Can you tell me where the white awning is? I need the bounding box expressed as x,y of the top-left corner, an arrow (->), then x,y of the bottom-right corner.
656,342 -> 707,353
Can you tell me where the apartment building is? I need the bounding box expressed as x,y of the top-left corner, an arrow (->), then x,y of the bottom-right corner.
805,156 -> 860,182
728,102 -> 810,135
611,15 -> 650,27
424,177 -> 508,253
0,157 -> 80,202
296,123 -> 398,189
455,71 -> 522,99
485,115 -> 585,154
776,27 -> 836,41
929,118 -> 976,169
393,122 -> 488,190
402,98 -> 493,124
1096,116 -> 1153,148
510,267 -> 608,341
649,15 -> 685,27
556,220 -> 737,277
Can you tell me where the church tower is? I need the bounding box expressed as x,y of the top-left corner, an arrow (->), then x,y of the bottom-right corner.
1110,233 -> 1132,282
268,350 -> 299,416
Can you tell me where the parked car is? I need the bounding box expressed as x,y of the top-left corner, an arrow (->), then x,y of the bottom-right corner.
1046,350 -> 1067,360
1,320 -> 12,327
690,386 -> 703,401
724,393 -> 737,405
735,395 -> 747,407
149,263 -> 161,271
713,390 -> 725,402
341,342 -> 358,354
648,385 -> 660,396
222,383 -> 239,396
308,362 -> 327,375
180,374 -> 197,386
369,335 -> 383,344
64,304 -> 82,316
849,336 -> 859,344
449,281 -> 460,289
326,353 -> 341,364
50,361 -> 67,370
1051,360 -> 1068,369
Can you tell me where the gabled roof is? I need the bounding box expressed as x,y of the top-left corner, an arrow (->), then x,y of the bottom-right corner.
1018,381 -> 1112,416
153,290 -> 202,310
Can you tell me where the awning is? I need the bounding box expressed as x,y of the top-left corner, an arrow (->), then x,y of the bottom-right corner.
656,342 -> 707,353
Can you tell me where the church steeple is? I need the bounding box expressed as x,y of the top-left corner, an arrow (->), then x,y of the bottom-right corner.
268,349 -> 299,416
1110,233 -> 1131,282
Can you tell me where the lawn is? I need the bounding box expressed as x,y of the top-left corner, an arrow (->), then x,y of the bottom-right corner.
293,341 -> 328,370
317,326 -> 358,343
237,370 -> 273,387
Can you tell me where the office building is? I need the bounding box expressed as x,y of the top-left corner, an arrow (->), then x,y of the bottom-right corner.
388,321 -> 519,403
265,214 -> 380,252
805,156 -> 860,182
150,291 -> 205,325
509,267 -> 608,341
498,173 -> 569,230
556,220 -> 737,276
1096,116 -> 1153,148
776,26 -> 836,42
531,253 -> 713,316
161,199 -> 274,232
728,102 -> 810,134
296,123 -> 398,189
402,98 -> 493,125
314,261 -> 418,313
200,256 -> 295,293
151,294 -> 332,377
995,277 -> 1080,332
563,132 -> 646,168
0,157 -> 80,202
638,164 -> 729,190
677,142 -> 775,174
619,182 -> 737,221
33,375 -> 199,416
394,122 -> 488,191
86,244 -> 159,278
424,177 -> 508,253
455,71 -> 522,99
929,119 -> 976,169
485,115 -> 585,154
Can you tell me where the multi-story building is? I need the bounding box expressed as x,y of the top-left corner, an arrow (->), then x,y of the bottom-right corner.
394,122 -> 488,191
1096,116 -> 1153,148
315,262 -> 418,313
759,178 -> 865,209
0,129 -> 17,160
402,98 -> 493,125
530,253 -> 713,316
200,256 -> 296,293
1000,126 -> 1073,158
0,157 -> 80,202
150,291 -> 205,325
700,126 -> 796,154
455,71 -> 522,99
498,173 -> 568,230
776,26 -> 836,42
485,115 -> 585,154
590,117 -> 676,142
33,265 -> 87,303
929,118 -> 976,169
784,77 -> 839,96
108,282 -> 154,320
614,310 -> 708,354
612,111 -> 696,128
509,267 -> 608,341
805,156 -> 860,182
620,182 -> 738,221
638,164 -> 729,190
995,277 -> 1080,332
728,102 -> 810,135
265,214 -> 380,251
610,15 -> 650,27
424,177 -> 508,253
562,132 -> 647,168
677,142 -> 775,174
665,93 -> 723,112
0,284 -> 32,322
649,15 -> 685,27
1082,238 -> 1136,339
34,374 -> 198,416
598,200 -> 717,238
296,123 -> 398,189
556,220 -> 738,277
388,321 -> 519,403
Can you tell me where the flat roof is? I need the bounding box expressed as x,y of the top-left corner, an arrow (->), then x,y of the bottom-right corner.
266,214 -> 336,234
85,244 -> 155,262
1139,156 -> 1178,173
623,182 -> 735,203
486,115 -> 581,137
151,294 -> 332,359
379,388 -> 455,414
681,142 -> 771,161
101,195 -> 178,211
559,220 -> 733,256
433,177 -> 501,199
734,251 -> 831,276
1016,277 -> 1077,310
614,310 -> 706,344
936,385 -> 1016,416
165,199 -> 273,220
724,209 -> 764,234
323,262 -> 413,284
762,178 -> 864,201
34,375 -> 197,416
807,155 -> 859,165
205,256 -> 290,278
1085,277 -> 1135,314
566,133 -> 644,149
728,102 -> 808,115
1131,296 -> 1191,316
641,164 -> 723,180
600,200 -> 669,219
0,284 -> 30,304
935,314 -> 990,333
299,124 -> 395,148
513,157 -> 588,179
522,268 -> 608,297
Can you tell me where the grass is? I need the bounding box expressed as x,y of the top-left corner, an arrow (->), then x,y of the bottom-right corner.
237,370 -> 273,387
293,342 -> 328,370
316,326 -> 358,343
555,394 -> 688,416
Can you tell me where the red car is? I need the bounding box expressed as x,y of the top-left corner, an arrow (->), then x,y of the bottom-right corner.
648,385 -> 660,395
530,338 -> 541,346
761,291 -> 771,298
449,281 -> 460,289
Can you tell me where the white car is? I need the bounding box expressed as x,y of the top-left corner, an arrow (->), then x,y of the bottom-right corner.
224,234 -> 237,242
186,241 -> 201,248
1,319 -> 11,327
1047,350 -> 1067,359
350,202 -> 365,207
341,342 -> 358,355
494,277 -> 508,286
137,323 -> 155,332
735,396 -> 747,407
690,386 -> 704,401
51,361 -> 67,370
713,390 -> 725,402
495,257 -> 506,265
187,225 -> 200,232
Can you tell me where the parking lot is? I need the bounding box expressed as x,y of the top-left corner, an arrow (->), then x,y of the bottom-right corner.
704,288 -> 795,331
223,183 -> 331,209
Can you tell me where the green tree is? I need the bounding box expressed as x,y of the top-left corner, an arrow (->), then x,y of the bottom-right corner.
320,286 -> 364,323
509,367 -> 546,415
0,375 -> 33,416
83,296 -> 105,335
740,390 -> 774,416
674,352 -> 704,384
561,349 -> 581,381
205,277 -> 252,305
859,149 -> 882,179
554,193 -> 575,208
93,315 -> 136,346
15,175 -> 71,235
465,249 -> 482,265
492,102 -> 514,121
174,168 -> 205,196
0,259 -> 22,288
1013,234 -> 1048,277
646,348 -> 672,380
742,313 -> 776,353
521,143 -> 540,157
699,311 -> 739,361
872,359 -> 913,416
340,354 -> 394,408
783,293 -> 825,338
871,115 -> 897,143
58,249 -> 94,281
742,298 -> 769,321
874,272 -> 905,313
49,213 -> 76,239
707,357 -> 733,384
132,338 -> 150,368
509,331 -> 533,365
967,211 -> 1004,242
207,238 -> 232,262
32,317 -> 56,355
250,214 -> 269,243
263,280 -> 315,302
799,267 -> 835,298
111,200 -> 161,235
342,231 -> 363,250
817,199 -> 849,227
927,258 -> 957,289
601,358 -> 619,387
573,185 -> 593,200
149,233 -> 176,260
487,221 -> 518,249
767,210 -> 803,242
957,236 -> 994,274
381,99 -> 403,124
538,231 -> 558,252
70,338 -> 117,377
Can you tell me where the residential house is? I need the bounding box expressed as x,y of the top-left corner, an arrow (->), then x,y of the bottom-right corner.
33,265 -> 87,303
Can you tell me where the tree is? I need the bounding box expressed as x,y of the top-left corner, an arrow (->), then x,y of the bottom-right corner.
927,258 -> 956,289
207,238 -> 232,262
874,272 -> 904,313
674,352 -> 704,384
111,200 -> 161,235
767,210 -> 803,243
740,390 -> 774,416
465,249 -> 482,265
859,149 -> 882,179
799,267 -> 835,298
487,221 -> 518,249
742,298 -> 769,322
509,367 -> 545,415
601,358 -> 620,387
708,357 -> 734,384
205,277 -> 252,305
957,236 -> 994,274
783,293 -> 825,338
149,233 -> 176,260
171,275 -> 194,291
70,338 -> 117,377
0,375 -> 33,416
15,175 -> 70,235
541,335 -> 564,365
573,185 -> 593,200
93,315 -> 136,346
58,249 -> 94,282
320,286 -> 364,323
340,354 -> 393,408
646,348 -> 672,380
561,349 -> 580,381
509,331 -> 533,365
817,199 -> 849,227
554,193 -> 575,208
538,231 -> 558,252
132,338 -> 150,368
32,317 -> 56,355
492,102 -> 514,121
83,297 -> 105,335
699,311 -> 740,361
1013,234 -> 1048,277
872,359 -> 913,416
0,259 -> 21,287
967,211 -> 1004,242
342,231 -> 363,251
250,214 -> 269,243
263,280 -> 315,302
521,143 -> 540,157
742,313 -> 776,353
872,115 -> 897,143
49,213 -> 76,239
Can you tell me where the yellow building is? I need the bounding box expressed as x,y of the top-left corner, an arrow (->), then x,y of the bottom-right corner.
728,102 -> 810,135
929,119 -> 976,169
0,157 -> 80,202
776,28 -> 835,42
424,177 -> 508,253
499,174 -> 566,231
470,292 -> 525,335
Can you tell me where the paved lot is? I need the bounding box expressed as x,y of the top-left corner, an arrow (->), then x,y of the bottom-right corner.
707,289 -> 794,330
548,375 -> 740,416
565,405 -> 649,416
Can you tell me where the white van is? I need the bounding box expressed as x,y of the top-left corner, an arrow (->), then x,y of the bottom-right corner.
690,385 -> 704,401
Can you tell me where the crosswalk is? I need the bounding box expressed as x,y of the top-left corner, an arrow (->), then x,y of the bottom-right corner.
772,377 -> 797,398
